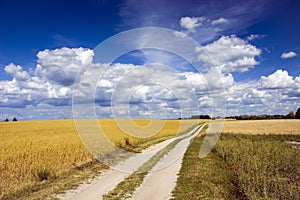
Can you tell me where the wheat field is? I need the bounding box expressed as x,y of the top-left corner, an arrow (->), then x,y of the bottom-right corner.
0,118 -> 199,197
222,119 -> 300,135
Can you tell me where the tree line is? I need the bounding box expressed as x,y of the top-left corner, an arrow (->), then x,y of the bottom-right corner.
226,108 -> 300,120
178,114 -> 211,120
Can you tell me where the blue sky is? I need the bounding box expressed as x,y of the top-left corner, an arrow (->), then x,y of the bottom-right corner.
0,0 -> 299,120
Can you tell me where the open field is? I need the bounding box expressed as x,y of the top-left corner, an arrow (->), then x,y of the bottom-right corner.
0,119 -> 200,199
173,120 -> 300,199
223,119 -> 300,135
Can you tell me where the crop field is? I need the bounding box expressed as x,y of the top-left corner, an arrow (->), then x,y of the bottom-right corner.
0,119 -> 200,198
222,119 -> 300,135
173,120 -> 300,199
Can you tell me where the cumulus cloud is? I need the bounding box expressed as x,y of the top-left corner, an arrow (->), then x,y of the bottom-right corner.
0,44 -> 299,119
211,18 -> 229,25
94,63 -> 200,118
281,51 -> 296,59
260,69 -> 295,89
0,47 -> 94,111
197,35 -> 261,73
225,79 -> 299,116
5,63 -> 30,81
179,16 -> 205,33
36,47 -> 93,86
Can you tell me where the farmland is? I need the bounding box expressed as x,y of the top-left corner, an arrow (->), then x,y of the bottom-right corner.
172,120 -> 300,199
2,119 -> 299,199
0,119 -> 199,198
222,119 -> 300,135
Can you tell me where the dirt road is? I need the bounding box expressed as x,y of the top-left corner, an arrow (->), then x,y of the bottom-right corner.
57,124 -> 204,200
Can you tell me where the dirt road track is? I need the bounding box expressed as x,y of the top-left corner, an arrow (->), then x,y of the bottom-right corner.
57,124 -> 204,200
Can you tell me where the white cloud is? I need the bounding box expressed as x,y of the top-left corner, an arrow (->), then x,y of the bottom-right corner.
197,35 -> 261,73
204,67 -> 234,90
179,16 -> 205,33
173,31 -> 187,38
211,18 -> 228,25
281,51 -> 296,59
0,44 -> 299,119
246,34 -> 265,41
5,63 -> 30,81
224,69 -> 300,116
260,69 -> 295,89
0,47 -> 95,111
36,47 -> 94,86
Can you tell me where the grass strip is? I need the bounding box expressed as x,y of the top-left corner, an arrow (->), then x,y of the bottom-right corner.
103,124 -> 202,200
171,127 -> 241,200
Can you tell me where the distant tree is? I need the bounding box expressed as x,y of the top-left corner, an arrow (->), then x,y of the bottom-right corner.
286,111 -> 295,119
12,117 -> 18,122
296,108 -> 300,119
4,118 -> 9,122
191,114 -> 211,119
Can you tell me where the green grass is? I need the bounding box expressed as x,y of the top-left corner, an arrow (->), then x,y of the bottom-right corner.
172,132 -> 300,200
216,134 -> 300,199
172,127 -> 241,200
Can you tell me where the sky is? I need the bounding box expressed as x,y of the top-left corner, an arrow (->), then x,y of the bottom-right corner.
0,0 -> 299,120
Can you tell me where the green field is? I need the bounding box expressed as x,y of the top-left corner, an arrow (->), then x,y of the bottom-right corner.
172,128 -> 300,199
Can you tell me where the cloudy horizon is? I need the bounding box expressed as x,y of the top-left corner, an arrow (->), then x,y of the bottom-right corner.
0,0 -> 299,120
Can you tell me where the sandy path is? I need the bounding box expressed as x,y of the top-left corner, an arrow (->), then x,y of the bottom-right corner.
56,125 -> 202,200
55,170 -> 128,200
131,125 -> 204,200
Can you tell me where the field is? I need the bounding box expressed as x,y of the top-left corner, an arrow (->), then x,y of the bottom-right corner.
0,119 -> 200,198
172,120 -> 300,199
222,119 -> 300,135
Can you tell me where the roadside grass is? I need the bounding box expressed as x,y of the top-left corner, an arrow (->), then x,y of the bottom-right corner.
216,134 -> 300,199
172,127 -> 241,200
103,124 -> 202,200
172,131 -> 300,199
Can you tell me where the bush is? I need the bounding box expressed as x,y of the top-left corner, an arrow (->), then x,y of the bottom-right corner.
32,167 -> 54,182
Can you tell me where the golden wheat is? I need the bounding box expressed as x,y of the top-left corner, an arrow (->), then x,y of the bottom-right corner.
0,118 -> 199,197
222,119 -> 300,135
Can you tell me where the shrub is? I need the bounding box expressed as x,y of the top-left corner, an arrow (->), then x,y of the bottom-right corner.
32,167 -> 54,182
